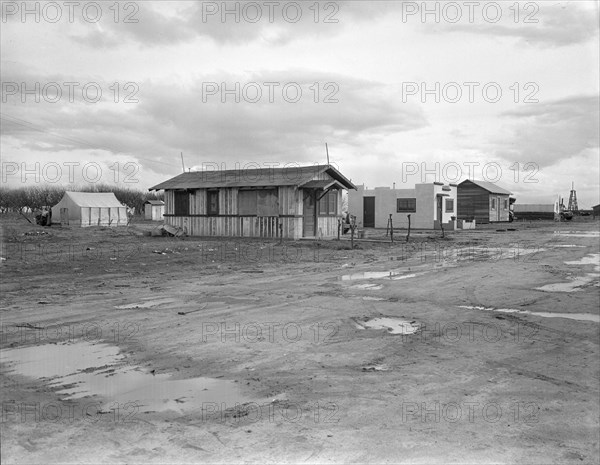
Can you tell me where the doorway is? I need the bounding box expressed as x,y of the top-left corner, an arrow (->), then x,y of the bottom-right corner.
363,197 -> 375,228
303,190 -> 316,237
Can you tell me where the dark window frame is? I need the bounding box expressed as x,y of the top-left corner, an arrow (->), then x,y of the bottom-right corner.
445,198 -> 454,213
237,188 -> 278,216
397,198 -> 417,213
318,190 -> 338,216
207,190 -> 219,216
174,190 -> 190,216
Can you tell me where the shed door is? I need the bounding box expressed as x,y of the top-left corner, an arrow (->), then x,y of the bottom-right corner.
303,190 -> 316,237
363,197 -> 375,228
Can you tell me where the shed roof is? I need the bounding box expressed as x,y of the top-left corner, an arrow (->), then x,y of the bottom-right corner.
149,165 -> 356,191
58,192 -> 125,208
459,179 -> 512,195
145,200 -> 165,205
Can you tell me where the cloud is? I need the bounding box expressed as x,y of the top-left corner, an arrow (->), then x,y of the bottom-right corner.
1,68 -> 427,181
435,2 -> 599,47
67,1 -> 397,48
492,94 -> 599,168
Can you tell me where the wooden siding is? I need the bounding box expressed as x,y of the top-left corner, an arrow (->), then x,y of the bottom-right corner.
457,184 -> 510,223
162,176 -> 344,239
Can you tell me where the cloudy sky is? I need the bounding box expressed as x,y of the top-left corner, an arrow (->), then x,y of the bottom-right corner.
1,1 -> 599,207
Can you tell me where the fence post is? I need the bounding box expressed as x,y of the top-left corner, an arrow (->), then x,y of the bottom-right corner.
279,222 -> 283,244
389,214 -> 394,243
406,214 -> 411,242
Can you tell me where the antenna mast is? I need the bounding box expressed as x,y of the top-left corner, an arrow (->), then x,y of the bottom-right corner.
325,143 -> 330,166
180,152 -> 185,173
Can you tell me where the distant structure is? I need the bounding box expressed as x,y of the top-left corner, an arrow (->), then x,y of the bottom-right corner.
144,200 -> 165,221
513,204 -> 554,221
567,182 -> 579,212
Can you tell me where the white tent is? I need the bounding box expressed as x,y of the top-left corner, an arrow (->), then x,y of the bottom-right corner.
52,192 -> 128,227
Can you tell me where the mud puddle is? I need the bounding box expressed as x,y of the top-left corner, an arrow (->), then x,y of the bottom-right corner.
553,231 -> 600,238
353,317 -> 420,335
349,283 -> 383,290
536,253 -> 600,292
341,270 -> 428,281
114,298 -> 180,309
458,305 -> 600,323
565,253 -> 600,271
536,275 -> 599,292
0,341 -> 250,414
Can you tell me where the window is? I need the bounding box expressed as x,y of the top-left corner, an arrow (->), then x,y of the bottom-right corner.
257,189 -> 278,216
445,198 -> 454,213
491,198 -> 496,210
237,189 -> 278,216
318,190 -> 338,215
503,199 -> 508,210
397,198 -> 416,212
207,190 -> 219,216
238,190 -> 257,215
174,191 -> 189,216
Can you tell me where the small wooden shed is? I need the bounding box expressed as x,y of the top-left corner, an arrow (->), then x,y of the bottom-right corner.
457,180 -> 513,223
144,200 -> 165,221
148,165 -> 356,239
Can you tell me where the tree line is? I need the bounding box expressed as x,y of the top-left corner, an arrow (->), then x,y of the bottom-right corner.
0,185 -> 163,215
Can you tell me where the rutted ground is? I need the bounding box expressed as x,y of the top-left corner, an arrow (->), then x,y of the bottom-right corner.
1,218 -> 599,464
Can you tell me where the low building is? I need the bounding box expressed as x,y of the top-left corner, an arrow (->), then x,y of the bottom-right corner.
148,165 -> 356,239
513,204 -> 555,220
144,200 -> 165,221
457,180 -> 513,223
593,204 -> 600,219
51,192 -> 128,227
348,182 -> 458,230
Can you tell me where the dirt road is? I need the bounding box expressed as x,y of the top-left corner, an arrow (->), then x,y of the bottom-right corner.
1,217 -> 599,464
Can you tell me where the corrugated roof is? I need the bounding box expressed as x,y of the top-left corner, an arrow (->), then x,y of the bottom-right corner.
149,165 -> 356,191
459,179 -> 512,195
61,192 -> 125,208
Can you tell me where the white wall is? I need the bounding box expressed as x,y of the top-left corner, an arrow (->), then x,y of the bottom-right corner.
348,183 -> 457,229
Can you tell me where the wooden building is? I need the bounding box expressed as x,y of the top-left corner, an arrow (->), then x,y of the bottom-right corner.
457,180 -> 513,223
348,182 -> 458,230
148,165 -> 356,239
144,200 -> 165,221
